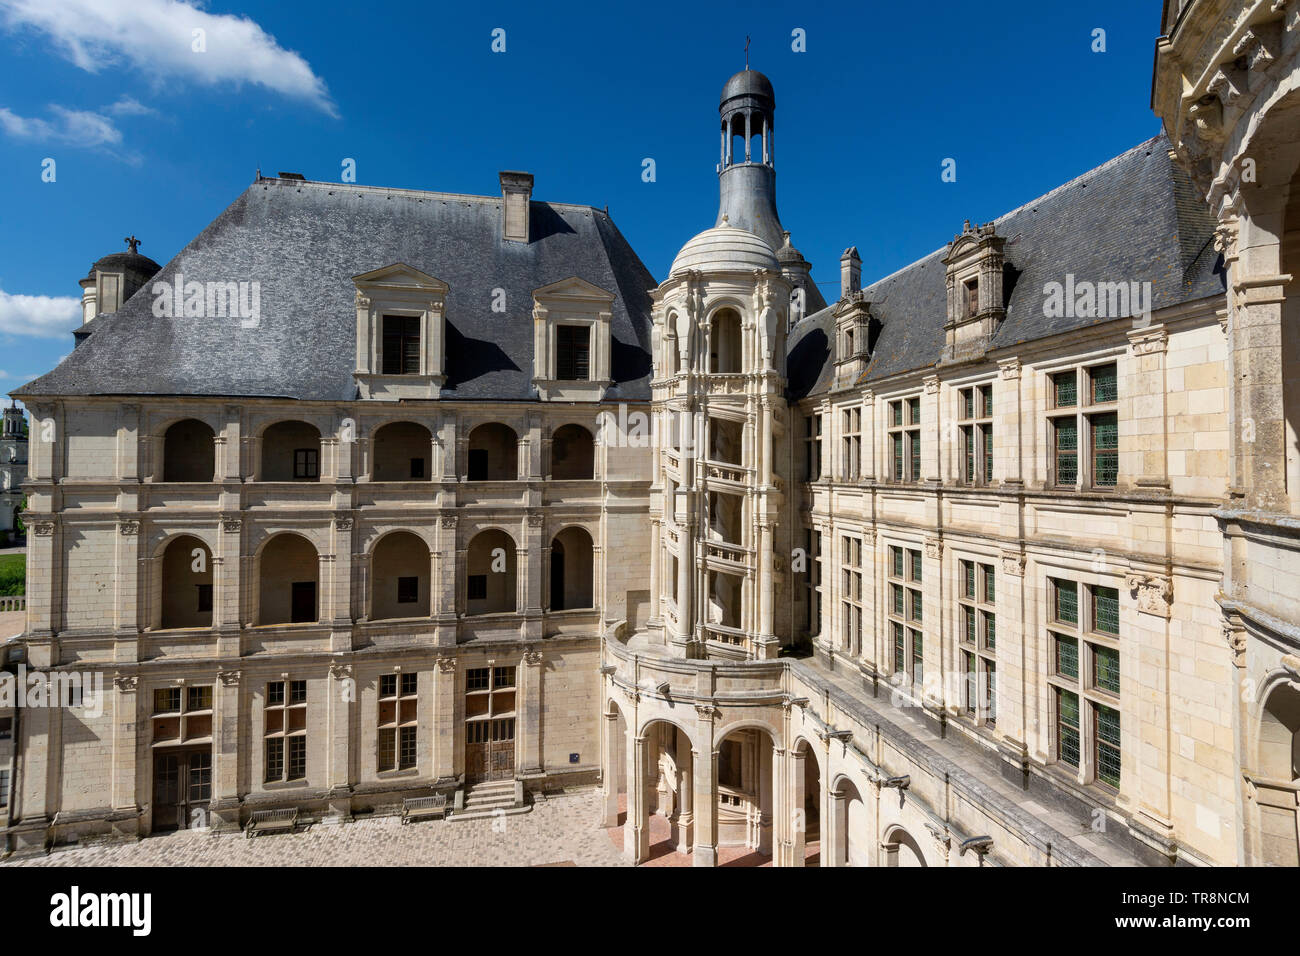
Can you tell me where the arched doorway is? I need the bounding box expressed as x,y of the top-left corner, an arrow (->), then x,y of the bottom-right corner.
709,308 -> 742,373
550,526 -> 594,610
626,718 -> 696,863
882,825 -> 927,867
715,724 -> 776,858
829,776 -> 868,866
467,423 -> 519,480
793,738 -> 821,866
260,420 -> 322,481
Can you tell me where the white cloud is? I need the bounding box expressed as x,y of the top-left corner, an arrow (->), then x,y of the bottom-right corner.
0,287 -> 81,338
0,0 -> 336,116
105,95 -> 155,117
0,104 -> 123,146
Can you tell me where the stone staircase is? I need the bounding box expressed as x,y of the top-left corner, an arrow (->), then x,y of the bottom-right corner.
449,779 -> 531,822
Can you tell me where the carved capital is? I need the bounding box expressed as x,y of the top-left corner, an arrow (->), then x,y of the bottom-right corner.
923,375 -> 940,396
218,669 -> 241,687
440,515 -> 457,529
32,519 -> 56,537
1125,572 -> 1172,618
694,702 -> 719,721
1128,327 -> 1168,356
435,656 -> 457,673
113,673 -> 138,692
328,661 -> 352,681
117,519 -> 140,536
527,512 -> 544,528
924,538 -> 942,560
999,550 -> 1025,577
221,516 -> 242,533
335,517 -> 354,532
998,358 -> 1021,381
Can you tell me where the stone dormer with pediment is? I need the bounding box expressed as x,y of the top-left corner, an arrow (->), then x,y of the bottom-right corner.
940,220 -> 1006,365
353,263 -> 450,400
832,247 -> 878,389
532,276 -> 615,401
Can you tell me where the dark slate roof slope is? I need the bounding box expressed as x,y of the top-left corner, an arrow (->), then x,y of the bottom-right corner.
787,135 -> 1224,396
18,179 -> 658,402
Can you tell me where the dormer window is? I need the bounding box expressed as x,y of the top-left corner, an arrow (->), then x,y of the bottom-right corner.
556,325 -> 591,381
532,277 -> 614,401
353,263 -> 449,400
941,221 -> 1006,365
382,315 -> 421,375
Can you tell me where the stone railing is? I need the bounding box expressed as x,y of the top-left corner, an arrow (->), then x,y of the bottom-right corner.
0,595 -> 24,613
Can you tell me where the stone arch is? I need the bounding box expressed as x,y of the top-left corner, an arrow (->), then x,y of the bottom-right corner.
1255,676 -> 1300,866
551,423 -> 595,480
157,533 -> 213,630
707,305 -> 744,373
467,422 -> 519,481
792,736 -> 823,865
368,529 -> 430,620
371,420 -> 432,482
258,419 -> 322,481
882,824 -> 927,867
465,528 -> 517,615
715,720 -> 779,855
550,524 -> 594,610
630,716 -> 698,862
161,418 -> 215,482
829,773 -> 869,867
256,532 -> 319,625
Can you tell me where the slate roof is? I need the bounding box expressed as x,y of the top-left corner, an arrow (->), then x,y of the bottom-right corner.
787,135 -> 1225,401
18,178 -> 657,403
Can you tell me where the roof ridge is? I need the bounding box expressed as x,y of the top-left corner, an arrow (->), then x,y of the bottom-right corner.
254,176 -> 604,214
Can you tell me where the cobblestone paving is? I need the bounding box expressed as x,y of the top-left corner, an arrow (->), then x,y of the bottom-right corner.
3,789 -> 631,868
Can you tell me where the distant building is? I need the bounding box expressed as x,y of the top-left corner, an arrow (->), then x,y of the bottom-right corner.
0,403 -> 27,535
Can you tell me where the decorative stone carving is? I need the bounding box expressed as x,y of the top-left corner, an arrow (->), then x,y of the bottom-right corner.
335,517 -> 353,532
694,702 -> 718,720
218,670 -> 241,687
924,538 -> 942,560
440,516 -> 457,528
435,656 -> 457,673
221,517 -> 242,533
999,359 -> 1021,380
924,821 -> 951,859
1129,329 -> 1168,355
527,513 -> 544,528
1000,550 -> 1025,577
117,519 -> 140,536
923,376 -> 940,396
328,662 -> 352,681
1125,572 -> 1172,618
113,673 -> 138,692
523,646 -> 543,665
32,519 -> 56,536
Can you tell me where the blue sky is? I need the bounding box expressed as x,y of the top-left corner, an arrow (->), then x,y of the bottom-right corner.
0,0 -> 1168,397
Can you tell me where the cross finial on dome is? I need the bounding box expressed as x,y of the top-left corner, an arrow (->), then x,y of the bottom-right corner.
745,35 -> 750,70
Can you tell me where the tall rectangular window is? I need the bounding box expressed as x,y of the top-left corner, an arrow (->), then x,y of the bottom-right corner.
841,406 -> 861,481
887,398 -> 921,482
958,384 -> 993,485
888,544 -> 924,692
805,414 -> 823,482
556,325 -> 590,381
382,315 -> 421,375
1048,363 -> 1118,488
264,679 -> 308,783
958,558 -> 996,724
378,672 -> 419,772
840,535 -> 862,656
1046,576 -> 1121,791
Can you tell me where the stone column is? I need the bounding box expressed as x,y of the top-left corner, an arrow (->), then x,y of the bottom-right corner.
325,661 -> 353,821
674,726 -> 694,853
519,645 -> 544,776
625,732 -> 650,863
110,674 -> 140,832
789,746 -> 807,867
211,669 -> 241,830
599,709 -> 621,828
693,704 -> 718,866
825,788 -> 846,867
432,657 -> 457,783
114,519 -> 141,635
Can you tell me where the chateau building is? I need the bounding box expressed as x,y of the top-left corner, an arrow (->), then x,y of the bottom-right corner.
0,403 -> 26,537
2,0 -> 1297,866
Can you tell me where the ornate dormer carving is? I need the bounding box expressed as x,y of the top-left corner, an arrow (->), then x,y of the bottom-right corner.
832,290 -> 877,388
940,220 -> 1007,365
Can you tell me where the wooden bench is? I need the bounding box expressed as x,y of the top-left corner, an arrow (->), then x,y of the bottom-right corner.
244,807 -> 299,838
401,794 -> 448,824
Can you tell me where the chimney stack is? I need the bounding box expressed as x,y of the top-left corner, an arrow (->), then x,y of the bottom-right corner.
840,247 -> 862,298
500,171 -> 534,242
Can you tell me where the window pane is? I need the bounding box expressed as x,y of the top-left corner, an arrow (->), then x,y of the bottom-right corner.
1057,690 -> 1080,768
982,612 -> 996,650
893,623 -> 905,674
982,385 -> 993,418
1053,579 -> 1078,625
891,546 -> 903,579
892,434 -> 903,480
963,606 -> 975,644
909,588 -> 923,623
911,630 -> 924,683
982,565 -> 995,603
1094,644 -> 1120,694
963,560 -> 974,598
266,738 -> 284,781
891,402 -> 902,427
909,431 -> 921,480
399,726 -> 417,769
910,550 -> 922,583
287,737 -> 306,779
378,729 -> 395,771
1053,371 -> 1077,408
1092,585 -> 1119,634
962,389 -> 973,420
892,584 -> 904,616
1096,705 -> 1121,788
1054,634 -> 1078,678
907,397 -> 920,425
983,426 -> 993,482
1055,419 -> 1078,484
1092,413 -> 1118,487
1091,364 -> 1117,404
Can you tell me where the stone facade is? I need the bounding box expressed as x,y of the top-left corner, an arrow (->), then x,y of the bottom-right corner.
2,9 -> 1297,867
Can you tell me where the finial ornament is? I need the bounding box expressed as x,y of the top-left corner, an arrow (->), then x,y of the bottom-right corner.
124,235 -> 141,254
745,35 -> 750,70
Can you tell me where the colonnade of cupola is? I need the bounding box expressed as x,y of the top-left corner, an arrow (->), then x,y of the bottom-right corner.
645,225 -> 793,662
